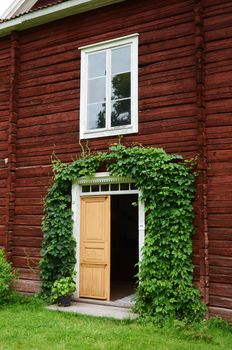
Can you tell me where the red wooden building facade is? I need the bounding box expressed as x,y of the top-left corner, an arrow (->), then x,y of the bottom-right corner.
0,0 -> 232,319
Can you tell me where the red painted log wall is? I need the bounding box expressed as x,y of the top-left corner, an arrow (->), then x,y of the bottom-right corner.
0,0 -> 231,319
204,0 -> 232,320
0,37 -> 11,252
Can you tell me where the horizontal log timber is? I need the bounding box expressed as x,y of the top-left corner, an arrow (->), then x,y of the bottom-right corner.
208,307 -> 232,321
209,296 -> 232,310
14,225 -> 43,237
16,267 -> 40,280
14,279 -> 41,293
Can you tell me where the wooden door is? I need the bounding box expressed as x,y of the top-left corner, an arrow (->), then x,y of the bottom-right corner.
80,196 -> 110,300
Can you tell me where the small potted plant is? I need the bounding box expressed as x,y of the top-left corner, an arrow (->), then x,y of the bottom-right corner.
51,276 -> 76,307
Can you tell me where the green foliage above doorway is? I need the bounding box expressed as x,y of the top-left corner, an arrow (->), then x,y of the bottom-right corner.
40,144 -> 205,321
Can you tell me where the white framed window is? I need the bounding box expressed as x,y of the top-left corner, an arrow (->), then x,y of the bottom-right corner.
79,34 -> 139,139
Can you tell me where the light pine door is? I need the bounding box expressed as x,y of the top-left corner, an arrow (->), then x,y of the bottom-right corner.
79,196 -> 110,300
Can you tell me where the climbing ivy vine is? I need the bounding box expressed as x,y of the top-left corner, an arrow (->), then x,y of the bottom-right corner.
40,144 -> 205,321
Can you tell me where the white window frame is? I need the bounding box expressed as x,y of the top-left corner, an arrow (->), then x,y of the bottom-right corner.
79,34 -> 139,139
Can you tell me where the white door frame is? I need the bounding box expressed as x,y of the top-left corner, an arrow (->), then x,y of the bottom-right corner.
71,172 -> 145,298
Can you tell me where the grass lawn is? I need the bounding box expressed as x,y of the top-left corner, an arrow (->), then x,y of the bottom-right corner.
0,298 -> 232,350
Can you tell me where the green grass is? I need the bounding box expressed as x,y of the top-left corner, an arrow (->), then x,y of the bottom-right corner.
0,296 -> 232,350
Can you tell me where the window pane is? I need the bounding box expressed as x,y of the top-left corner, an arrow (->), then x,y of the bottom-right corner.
101,184 -> 109,191
130,183 -> 137,190
111,184 -> 119,191
112,46 -> 131,75
120,183 -> 129,190
111,98 -> 131,127
88,77 -> 106,104
112,72 -> 130,100
82,185 -> 90,192
91,185 -> 99,192
88,51 -> 106,78
87,103 -> 106,129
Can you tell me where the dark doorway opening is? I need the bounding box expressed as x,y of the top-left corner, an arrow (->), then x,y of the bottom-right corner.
110,194 -> 138,301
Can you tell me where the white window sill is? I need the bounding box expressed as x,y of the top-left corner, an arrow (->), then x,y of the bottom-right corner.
80,125 -> 138,139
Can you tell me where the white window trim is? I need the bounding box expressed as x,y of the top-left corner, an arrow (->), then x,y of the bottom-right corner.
79,34 -> 139,139
71,172 -> 145,298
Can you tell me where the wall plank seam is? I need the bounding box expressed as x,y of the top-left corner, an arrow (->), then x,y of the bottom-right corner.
194,0 -> 209,312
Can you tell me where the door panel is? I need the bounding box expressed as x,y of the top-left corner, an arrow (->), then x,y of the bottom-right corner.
80,265 -> 106,299
80,196 -> 110,300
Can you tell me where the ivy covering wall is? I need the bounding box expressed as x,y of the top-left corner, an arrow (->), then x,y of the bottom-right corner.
40,145 -> 205,321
